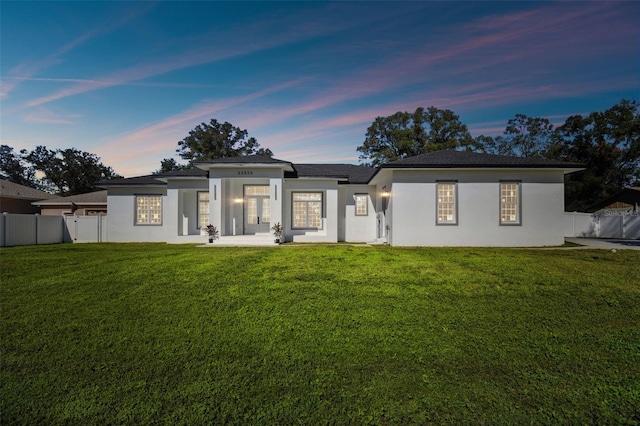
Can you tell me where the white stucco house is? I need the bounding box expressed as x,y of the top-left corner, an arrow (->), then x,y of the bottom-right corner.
97,150 -> 583,246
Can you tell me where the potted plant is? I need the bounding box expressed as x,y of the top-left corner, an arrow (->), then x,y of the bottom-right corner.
205,224 -> 219,243
271,222 -> 283,244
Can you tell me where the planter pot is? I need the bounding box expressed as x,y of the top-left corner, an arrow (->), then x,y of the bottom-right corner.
208,238 -> 213,243
275,238 -> 281,244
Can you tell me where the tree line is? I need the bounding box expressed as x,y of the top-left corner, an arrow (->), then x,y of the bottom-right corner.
356,99 -> 639,210
1,100 -> 637,211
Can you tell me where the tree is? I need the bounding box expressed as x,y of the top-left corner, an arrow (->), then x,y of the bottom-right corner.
549,99 -> 640,211
177,119 -> 273,165
484,114 -> 553,158
154,158 -> 188,174
25,146 -> 121,195
357,106 -> 475,167
0,145 -> 37,187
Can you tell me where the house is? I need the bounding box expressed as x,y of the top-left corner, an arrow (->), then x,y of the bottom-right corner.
32,190 -> 108,216
585,187 -> 640,214
98,150 -> 583,246
0,179 -> 58,214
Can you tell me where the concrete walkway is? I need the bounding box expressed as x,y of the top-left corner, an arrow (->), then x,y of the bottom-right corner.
566,237 -> 640,250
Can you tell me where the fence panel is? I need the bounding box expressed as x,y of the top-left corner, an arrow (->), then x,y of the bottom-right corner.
599,216 -> 623,239
625,215 -> 640,239
66,215 -> 107,243
4,214 -> 37,246
565,212 -> 640,239
564,212 -> 598,237
1,213 -> 106,246
37,215 -> 64,245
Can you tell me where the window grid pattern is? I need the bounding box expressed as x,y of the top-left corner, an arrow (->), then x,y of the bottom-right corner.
437,183 -> 456,224
247,198 -> 258,224
501,183 -> 520,224
293,193 -> 322,228
136,195 -> 162,225
261,198 -> 270,222
355,194 -> 368,216
198,192 -> 209,229
245,185 -> 270,196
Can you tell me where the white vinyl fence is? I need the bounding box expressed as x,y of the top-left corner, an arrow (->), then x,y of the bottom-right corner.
0,213 -> 107,247
565,212 -> 640,240
65,215 -> 107,243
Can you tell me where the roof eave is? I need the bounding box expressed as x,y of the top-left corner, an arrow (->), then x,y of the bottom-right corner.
195,163 -> 294,172
31,201 -> 107,206
97,183 -> 166,188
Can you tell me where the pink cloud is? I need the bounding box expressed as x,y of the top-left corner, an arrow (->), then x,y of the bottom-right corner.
96,80 -> 303,176
23,108 -> 81,125
22,3 -> 415,108
1,3 -> 155,100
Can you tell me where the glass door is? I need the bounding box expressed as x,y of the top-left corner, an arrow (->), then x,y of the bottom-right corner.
243,185 -> 270,234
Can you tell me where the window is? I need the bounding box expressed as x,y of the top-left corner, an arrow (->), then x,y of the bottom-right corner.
292,192 -> 322,228
136,195 -> 162,225
500,182 -> 520,225
437,182 -> 457,225
355,194 -> 368,216
198,192 -> 209,228
245,185 -> 270,196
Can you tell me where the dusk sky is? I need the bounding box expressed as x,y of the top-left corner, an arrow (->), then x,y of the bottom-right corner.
1,1 -> 638,177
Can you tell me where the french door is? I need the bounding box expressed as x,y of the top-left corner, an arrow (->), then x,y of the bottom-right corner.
243,185 -> 270,234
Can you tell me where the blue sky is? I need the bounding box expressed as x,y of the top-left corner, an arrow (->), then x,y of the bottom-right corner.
2,1 -> 638,177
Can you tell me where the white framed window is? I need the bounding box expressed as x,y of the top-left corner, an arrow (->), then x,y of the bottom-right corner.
198,192 -> 209,229
136,195 -> 162,225
355,194 -> 368,216
437,182 -> 457,225
500,182 -> 521,225
292,192 -> 322,228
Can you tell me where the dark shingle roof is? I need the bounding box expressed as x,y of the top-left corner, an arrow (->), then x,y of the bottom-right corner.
382,150 -> 584,169
153,168 -> 208,178
195,155 -> 291,165
96,176 -> 165,187
33,190 -> 107,205
286,164 -> 376,184
0,179 -> 58,200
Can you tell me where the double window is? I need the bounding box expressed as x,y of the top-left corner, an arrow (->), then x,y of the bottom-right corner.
136,195 -> 162,225
500,182 -> 521,225
292,192 -> 322,228
436,182 -> 457,225
198,192 -> 209,229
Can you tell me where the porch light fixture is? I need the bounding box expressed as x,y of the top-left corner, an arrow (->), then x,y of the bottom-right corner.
234,197 -> 244,203
381,191 -> 390,198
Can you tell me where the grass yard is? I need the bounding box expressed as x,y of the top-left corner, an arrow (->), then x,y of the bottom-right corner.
1,243 -> 639,425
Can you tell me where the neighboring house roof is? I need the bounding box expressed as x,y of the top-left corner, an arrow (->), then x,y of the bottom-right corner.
286,164 -> 376,184
32,190 -> 108,206
0,179 -> 58,200
585,187 -> 640,213
381,150 -> 584,169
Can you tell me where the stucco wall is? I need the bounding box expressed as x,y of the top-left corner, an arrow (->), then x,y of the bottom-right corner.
389,169 -> 566,247
343,185 -> 377,242
106,188 -> 168,242
283,179 -> 339,242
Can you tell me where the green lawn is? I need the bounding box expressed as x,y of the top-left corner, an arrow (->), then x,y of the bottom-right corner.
1,244 -> 639,425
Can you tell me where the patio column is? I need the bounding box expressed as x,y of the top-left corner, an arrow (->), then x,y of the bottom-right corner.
270,178 -> 283,230
209,178 -> 222,233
